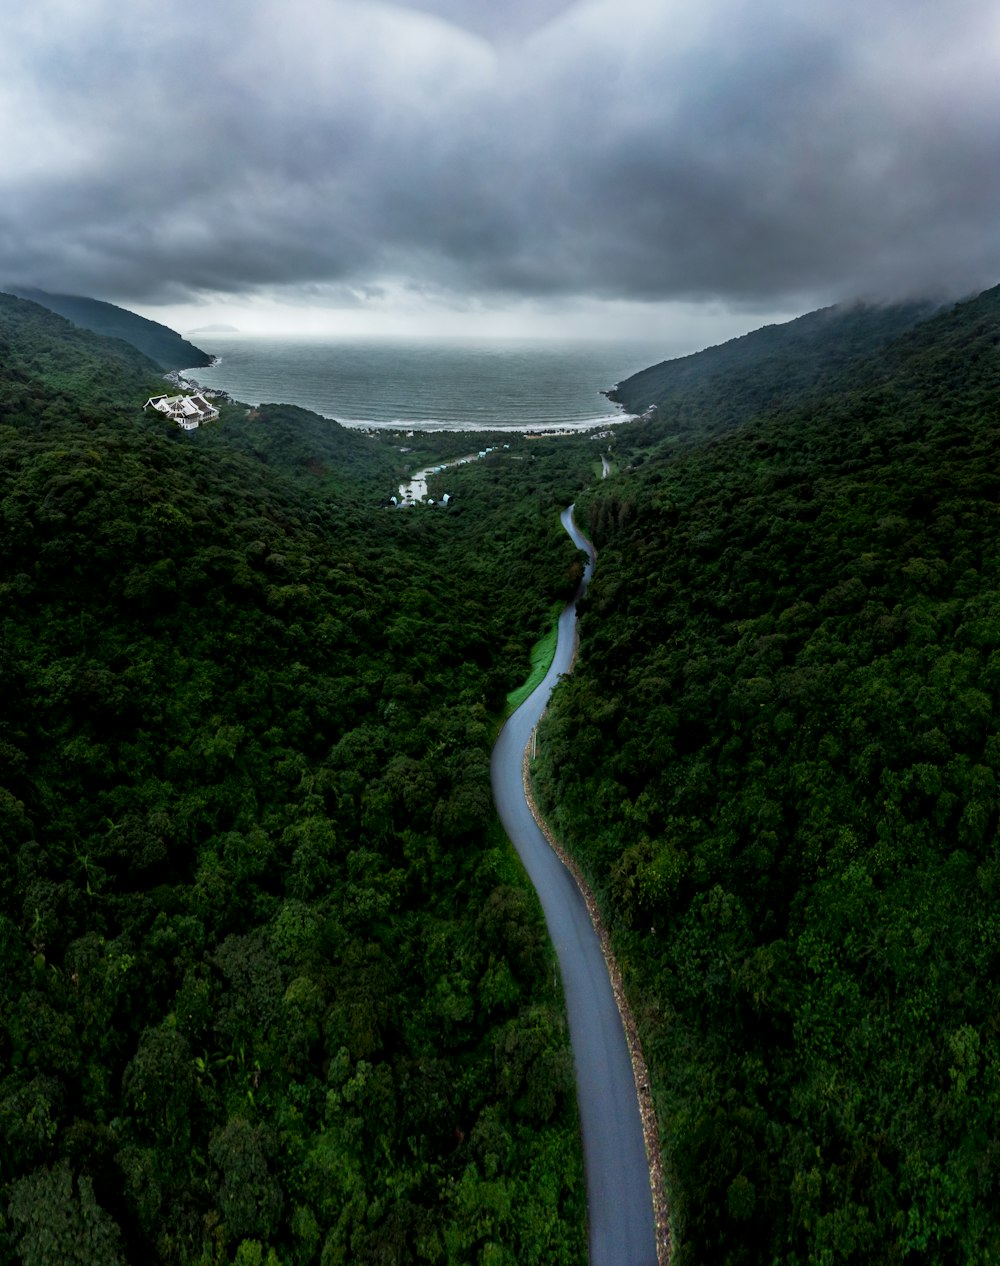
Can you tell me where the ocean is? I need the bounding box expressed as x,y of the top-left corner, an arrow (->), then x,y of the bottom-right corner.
181,335 -> 667,432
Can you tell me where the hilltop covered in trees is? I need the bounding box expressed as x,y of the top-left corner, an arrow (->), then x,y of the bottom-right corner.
534,283 -> 1000,1264
607,297 -> 940,446
6,287 -> 213,371
0,292 -> 596,1265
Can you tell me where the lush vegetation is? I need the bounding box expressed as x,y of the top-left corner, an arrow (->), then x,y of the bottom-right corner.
504,619 -> 560,715
8,288 -> 213,371
11,271 -> 1000,1266
0,293 -> 165,405
608,298 -> 939,447
534,283 -> 1000,1264
0,293 -> 598,1264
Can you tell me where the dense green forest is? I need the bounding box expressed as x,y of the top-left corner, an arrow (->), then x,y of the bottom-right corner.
608,298 -> 940,448
534,283 -> 1000,1264
6,288 -> 213,371
8,276 -> 1000,1266
0,293 -> 600,1265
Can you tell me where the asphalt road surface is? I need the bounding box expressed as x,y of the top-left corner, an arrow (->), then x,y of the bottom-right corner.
490,506 -> 658,1266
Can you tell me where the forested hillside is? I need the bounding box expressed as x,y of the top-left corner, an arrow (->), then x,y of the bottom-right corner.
6,288 -> 213,371
608,298 -> 939,447
0,293 -> 166,404
0,294 -> 595,1265
11,272 -> 995,1266
534,283 -> 1000,1264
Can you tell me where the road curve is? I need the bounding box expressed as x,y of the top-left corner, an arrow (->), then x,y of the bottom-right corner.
490,506 -> 658,1266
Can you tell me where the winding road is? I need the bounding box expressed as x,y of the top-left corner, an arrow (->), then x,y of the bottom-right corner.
490,506 -> 659,1266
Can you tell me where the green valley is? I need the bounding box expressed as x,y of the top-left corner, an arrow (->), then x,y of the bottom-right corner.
5,278 -> 1000,1266
0,292 -> 595,1266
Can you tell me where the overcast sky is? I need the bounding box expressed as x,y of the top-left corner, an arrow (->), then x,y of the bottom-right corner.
2,0 -> 998,345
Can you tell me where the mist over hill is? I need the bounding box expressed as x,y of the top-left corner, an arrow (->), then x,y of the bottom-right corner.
536,280 -> 1000,1264
6,286 -> 213,371
609,297 -> 943,444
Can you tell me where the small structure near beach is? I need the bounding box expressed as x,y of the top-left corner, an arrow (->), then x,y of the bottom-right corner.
144,392 -> 220,430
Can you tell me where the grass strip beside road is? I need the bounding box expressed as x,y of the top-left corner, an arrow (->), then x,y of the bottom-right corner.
505,611 -> 560,716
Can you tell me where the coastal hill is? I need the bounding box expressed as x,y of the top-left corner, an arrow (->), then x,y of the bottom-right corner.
0,289 -> 166,404
535,281 -> 1000,1265
609,296 -> 941,444
6,285 -> 213,371
5,276 -> 1000,1263
0,292 -> 594,1265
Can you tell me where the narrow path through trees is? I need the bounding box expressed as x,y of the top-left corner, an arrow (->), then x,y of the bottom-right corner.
490,506 -> 659,1266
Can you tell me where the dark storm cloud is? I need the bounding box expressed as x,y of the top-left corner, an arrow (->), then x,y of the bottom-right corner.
2,0 -> 999,311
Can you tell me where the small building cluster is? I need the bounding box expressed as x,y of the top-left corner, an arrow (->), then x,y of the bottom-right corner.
392,442 -> 512,508
143,393 -> 220,430
389,491 -> 451,508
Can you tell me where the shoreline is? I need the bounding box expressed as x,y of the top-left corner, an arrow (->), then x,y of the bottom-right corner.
173,363 -> 637,434
172,342 -> 649,433
168,359 -> 639,438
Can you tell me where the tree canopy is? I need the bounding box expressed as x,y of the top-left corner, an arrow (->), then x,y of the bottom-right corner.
8,275 -> 1000,1264
0,291 -> 595,1265
534,282 -> 1000,1265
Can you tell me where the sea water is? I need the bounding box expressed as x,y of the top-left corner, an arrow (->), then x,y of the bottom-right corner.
182,335 -> 667,432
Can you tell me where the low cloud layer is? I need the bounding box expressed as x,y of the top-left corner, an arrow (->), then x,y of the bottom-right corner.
2,0 -> 998,322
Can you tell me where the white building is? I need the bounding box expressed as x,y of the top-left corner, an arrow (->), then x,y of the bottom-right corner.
143,393 -> 220,430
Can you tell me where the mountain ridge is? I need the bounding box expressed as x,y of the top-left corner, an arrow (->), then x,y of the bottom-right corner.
534,276 -> 1000,1265
5,285 -> 213,371
609,296 -> 944,444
